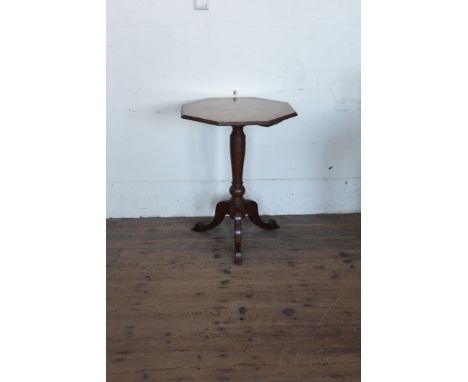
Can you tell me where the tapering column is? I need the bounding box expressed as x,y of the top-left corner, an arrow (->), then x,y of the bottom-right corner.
229,126 -> 246,264
229,126 -> 246,210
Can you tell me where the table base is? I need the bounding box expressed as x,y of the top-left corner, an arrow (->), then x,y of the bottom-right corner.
192,197 -> 279,264
191,125 -> 279,265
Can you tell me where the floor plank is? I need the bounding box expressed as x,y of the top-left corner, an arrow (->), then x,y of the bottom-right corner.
107,214 -> 360,382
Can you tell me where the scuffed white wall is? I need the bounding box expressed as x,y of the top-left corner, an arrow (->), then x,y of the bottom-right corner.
107,0 -> 360,217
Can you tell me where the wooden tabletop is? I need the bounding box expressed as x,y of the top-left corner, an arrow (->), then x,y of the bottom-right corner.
181,97 -> 297,127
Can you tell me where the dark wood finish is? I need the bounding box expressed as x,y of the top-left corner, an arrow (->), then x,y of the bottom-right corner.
245,199 -> 280,230
192,200 -> 230,232
192,125 -> 279,264
183,97 -> 297,264
181,97 -> 297,127
107,214 -> 361,382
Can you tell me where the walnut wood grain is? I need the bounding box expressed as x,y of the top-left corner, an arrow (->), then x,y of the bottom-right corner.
181,97 -> 297,127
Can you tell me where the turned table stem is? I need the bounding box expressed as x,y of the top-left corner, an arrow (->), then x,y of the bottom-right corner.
230,126 -> 246,264
229,126 -> 246,201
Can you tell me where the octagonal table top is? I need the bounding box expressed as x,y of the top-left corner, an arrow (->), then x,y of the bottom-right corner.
181,97 -> 297,127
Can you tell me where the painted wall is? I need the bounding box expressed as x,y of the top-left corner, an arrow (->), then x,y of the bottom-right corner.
107,0 -> 360,217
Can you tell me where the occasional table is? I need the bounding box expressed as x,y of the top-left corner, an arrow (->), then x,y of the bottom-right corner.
181,97 -> 297,264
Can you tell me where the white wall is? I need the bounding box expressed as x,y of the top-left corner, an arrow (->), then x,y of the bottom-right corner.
107,0 -> 360,217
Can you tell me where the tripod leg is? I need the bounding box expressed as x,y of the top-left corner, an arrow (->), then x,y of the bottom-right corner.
192,200 -> 230,232
245,199 -> 279,230
233,215 -> 243,265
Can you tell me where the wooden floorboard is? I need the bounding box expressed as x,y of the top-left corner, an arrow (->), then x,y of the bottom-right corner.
107,214 -> 360,382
